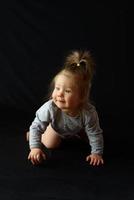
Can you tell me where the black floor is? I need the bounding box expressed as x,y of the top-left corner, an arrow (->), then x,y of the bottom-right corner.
0,111 -> 134,200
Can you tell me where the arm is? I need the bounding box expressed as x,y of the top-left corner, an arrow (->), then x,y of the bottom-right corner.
29,103 -> 51,149
84,109 -> 104,166
29,113 -> 49,149
28,103 -> 51,164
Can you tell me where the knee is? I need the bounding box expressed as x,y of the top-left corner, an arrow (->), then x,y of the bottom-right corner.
41,133 -> 61,149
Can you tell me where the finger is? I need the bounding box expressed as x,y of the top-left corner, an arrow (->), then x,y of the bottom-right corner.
42,153 -> 46,160
37,154 -> 42,163
31,156 -> 36,165
90,157 -> 94,165
28,154 -> 36,164
86,155 -> 90,162
30,155 -> 38,165
37,154 -> 45,163
86,155 -> 92,164
28,153 -> 36,164
28,154 -> 31,160
93,158 -> 97,166
31,160 -> 36,165
100,158 -> 104,164
97,159 -> 100,166
96,158 -> 104,166
34,155 -> 41,165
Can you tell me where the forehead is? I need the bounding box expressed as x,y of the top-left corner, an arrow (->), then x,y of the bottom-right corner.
55,72 -> 79,81
55,73 -> 78,87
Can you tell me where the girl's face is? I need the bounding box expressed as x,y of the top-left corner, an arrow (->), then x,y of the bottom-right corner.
52,73 -> 82,116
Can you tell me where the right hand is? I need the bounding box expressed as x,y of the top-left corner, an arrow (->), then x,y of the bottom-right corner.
28,148 -> 46,165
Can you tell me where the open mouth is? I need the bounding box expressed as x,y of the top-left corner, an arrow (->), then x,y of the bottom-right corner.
56,99 -> 65,103
58,100 -> 65,103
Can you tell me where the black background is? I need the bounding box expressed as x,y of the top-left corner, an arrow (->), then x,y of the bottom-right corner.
0,1 -> 133,200
0,1 -> 131,150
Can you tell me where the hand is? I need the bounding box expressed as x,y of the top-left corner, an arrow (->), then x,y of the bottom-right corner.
28,148 -> 46,165
86,153 -> 104,166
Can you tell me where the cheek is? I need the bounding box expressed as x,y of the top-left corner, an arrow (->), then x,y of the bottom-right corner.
67,95 -> 76,104
52,91 -> 56,99
70,94 -> 81,105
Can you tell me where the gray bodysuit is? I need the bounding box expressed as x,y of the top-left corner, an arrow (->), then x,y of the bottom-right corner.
29,99 -> 104,154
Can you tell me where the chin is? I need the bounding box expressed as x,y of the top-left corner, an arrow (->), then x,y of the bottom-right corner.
55,101 -> 64,108
56,103 -> 69,112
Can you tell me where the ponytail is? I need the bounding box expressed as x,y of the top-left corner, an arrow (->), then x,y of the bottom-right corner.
63,50 -> 95,82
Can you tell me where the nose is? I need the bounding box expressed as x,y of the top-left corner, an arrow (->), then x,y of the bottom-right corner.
57,89 -> 64,97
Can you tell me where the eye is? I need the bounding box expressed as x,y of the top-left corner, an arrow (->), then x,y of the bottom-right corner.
65,89 -> 71,93
55,86 -> 60,91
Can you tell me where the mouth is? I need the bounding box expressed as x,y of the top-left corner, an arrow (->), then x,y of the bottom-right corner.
57,100 -> 65,103
56,99 -> 65,103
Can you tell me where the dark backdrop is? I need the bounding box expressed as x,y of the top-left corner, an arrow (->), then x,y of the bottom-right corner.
1,2 -> 133,200
0,1 -> 130,154
0,1 -> 130,153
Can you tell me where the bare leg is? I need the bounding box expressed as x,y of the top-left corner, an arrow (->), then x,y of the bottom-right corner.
41,124 -> 62,149
26,124 -> 61,148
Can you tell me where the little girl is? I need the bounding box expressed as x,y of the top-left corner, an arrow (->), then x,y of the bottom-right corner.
27,50 -> 104,166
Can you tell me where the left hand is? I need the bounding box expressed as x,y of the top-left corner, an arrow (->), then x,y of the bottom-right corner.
86,153 -> 104,166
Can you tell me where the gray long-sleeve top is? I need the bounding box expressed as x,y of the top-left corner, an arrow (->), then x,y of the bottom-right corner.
29,99 -> 104,154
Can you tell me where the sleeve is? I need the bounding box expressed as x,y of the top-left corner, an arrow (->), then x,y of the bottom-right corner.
29,104 -> 51,149
84,109 -> 104,155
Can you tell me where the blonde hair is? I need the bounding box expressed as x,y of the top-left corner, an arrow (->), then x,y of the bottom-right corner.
49,50 -> 95,108
63,50 -> 95,81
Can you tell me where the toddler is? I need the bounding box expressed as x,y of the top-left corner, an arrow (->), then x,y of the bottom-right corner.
27,50 -> 104,166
